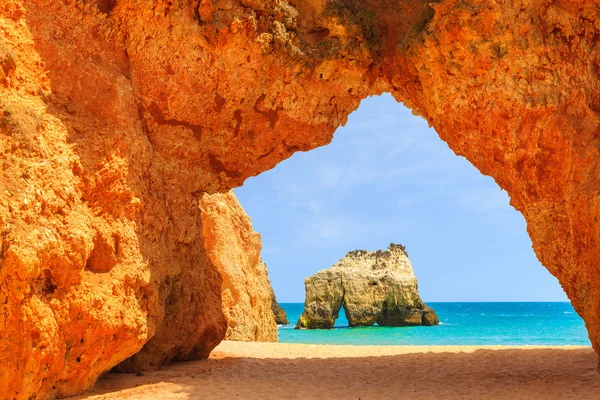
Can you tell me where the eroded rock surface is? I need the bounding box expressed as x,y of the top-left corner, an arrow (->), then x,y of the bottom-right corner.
297,244 -> 438,328
199,192 -> 278,342
270,281 -> 290,325
2,0 -> 600,398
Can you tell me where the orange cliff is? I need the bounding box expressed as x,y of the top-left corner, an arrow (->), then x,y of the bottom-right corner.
2,0 -> 600,398
199,191 -> 278,343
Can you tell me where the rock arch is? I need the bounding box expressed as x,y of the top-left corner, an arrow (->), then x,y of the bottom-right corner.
296,245 -> 439,329
2,0 -> 600,398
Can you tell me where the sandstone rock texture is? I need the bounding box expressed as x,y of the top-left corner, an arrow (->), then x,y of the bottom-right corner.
270,282 -> 290,325
296,244 -> 439,328
199,192 -> 278,342
2,0 -> 600,398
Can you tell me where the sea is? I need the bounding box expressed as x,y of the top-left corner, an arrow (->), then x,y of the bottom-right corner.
278,302 -> 591,346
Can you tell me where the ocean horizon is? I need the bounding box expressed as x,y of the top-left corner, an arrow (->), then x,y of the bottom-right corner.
277,302 -> 591,346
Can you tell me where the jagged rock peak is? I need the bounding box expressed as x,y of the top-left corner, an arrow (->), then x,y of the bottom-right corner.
346,243 -> 408,259
342,243 -> 413,273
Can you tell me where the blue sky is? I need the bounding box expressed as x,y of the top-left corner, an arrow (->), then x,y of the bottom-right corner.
234,94 -> 568,303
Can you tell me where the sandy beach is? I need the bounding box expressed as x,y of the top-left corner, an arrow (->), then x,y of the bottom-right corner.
75,341 -> 600,399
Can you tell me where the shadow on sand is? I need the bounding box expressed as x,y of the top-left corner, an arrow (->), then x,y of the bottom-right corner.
75,347 -> 600,399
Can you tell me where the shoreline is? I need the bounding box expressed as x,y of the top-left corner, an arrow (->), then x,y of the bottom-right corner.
277,302 -> 591,347
213,340 -> 592,357
76,341 -> 600,399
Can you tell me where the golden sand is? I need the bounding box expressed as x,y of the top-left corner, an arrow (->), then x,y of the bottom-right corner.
76,341 -> 600,399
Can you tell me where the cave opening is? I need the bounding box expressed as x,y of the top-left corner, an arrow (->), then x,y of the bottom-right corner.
235,93 -> 585,342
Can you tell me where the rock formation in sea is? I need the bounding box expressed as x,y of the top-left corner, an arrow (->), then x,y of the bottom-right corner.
2,0 -> 600,397
296,244 -> 438,329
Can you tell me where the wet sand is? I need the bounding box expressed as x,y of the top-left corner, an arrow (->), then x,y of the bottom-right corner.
76,341 -> 600,399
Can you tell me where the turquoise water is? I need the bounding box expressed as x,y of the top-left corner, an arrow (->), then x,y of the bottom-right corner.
278,302 -> 591,346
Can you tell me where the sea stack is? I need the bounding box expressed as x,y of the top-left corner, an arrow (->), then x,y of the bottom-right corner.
296,244 -> 438,329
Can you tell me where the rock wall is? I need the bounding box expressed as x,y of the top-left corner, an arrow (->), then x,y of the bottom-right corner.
199,192 -> 278,342
269,278 -> 290,325
2,0 -> 600,398
296,244 -> 439,328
